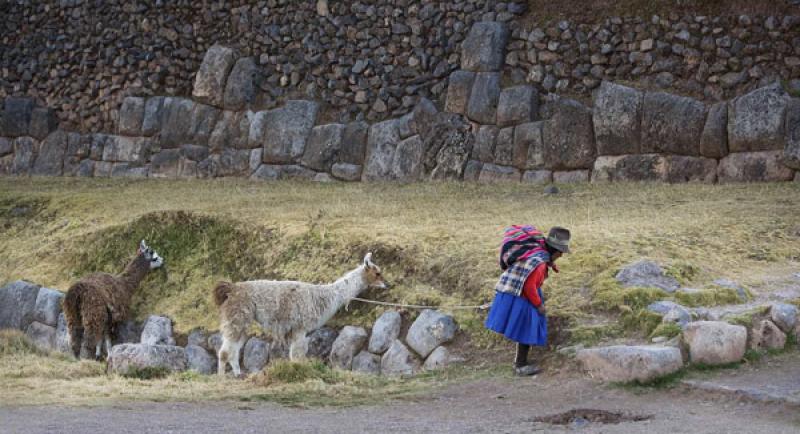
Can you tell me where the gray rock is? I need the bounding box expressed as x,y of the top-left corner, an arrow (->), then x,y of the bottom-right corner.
185,345 -> 216,375
770,303 -> 798,334
718,151 -> 794,182
243,337 -> 270,373
663,306 -> 692,329
463,160 -> 483,181
420,113 -> 474,181
208,333 -> 223,354
728,83 -> 791,152
461,21 -> 509,72
784,98 -> 800,170
223,57 -> 257,110
301,124 -> 345,172
149,149 -> 181,178
187,329 -> 209,349
381,339 -> 422,376
29,108 -> 58,140
340,121 -> 369,165
522,170 -> 552,184
12,136 -> 38,175
32,130 -> 67,176
593,81 -> 643,155
641,92 -> 706,156
406,310 -> 458,358
368,310 -> 402,354
111,163 -> 149,178
553,170 -> 589,183
140,315 -> 174,346
542,97 -> 595,170
493,126 -> 515,166
648,301 -> 685,315
118,97 -> 145,136
94,161 -> 113,178
516,122 -> 544,169
141,97 -> 166,137
466,72 -> 501,125
193,44 -> 237,107
699,102 -> 729,159
423,346 -> 451,371
713,278 -> 748,301
209,111 -> 249,151
2,97 -> 34,137
113,320 -> 142,345
331,163 -> 362,181
159,98 -> 195,148
362,119 -> 401,181
107,343 -> 187,375
102,136 -> 149,163
306,327 -> 338,360
472,126 -> 497,163
445,70 -> 476,115
683,321 -> 747,365
25,321 -> 56,352
189,104 -> 221,146
591,154 -> 667,182
478,163 -> 521,182
329,326 -> 368,370
665,155 -> 718,183
0,280 -> 40,330
352,350 -> 381,374
261,100 -> 319,164
497,85 -> 538,127
0,137 -> 12,156
55,313 -> 71,354
750,320 -> 786,351
576,345 -> 683,383
206,148 -> 251,177
180,144 -> 209,162
32,287 -> 63,327
616,260 -> 680,293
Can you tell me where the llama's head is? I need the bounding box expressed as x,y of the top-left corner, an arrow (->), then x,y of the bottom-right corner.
362,252 -> 387,289
138,240 -> 164,269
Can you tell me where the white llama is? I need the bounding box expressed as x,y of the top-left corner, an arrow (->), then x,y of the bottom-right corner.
212,252 -> 387,376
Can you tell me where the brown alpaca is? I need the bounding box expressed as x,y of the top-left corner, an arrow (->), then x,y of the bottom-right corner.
62,240 -> 164,359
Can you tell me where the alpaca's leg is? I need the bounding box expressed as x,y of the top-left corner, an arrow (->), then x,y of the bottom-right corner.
68,326 -> 84,359
228,337 -> 246,377
104,332 -> 113,358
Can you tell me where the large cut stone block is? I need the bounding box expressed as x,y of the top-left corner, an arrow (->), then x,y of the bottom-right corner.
542,97 -> 595,170
461,21 -> 509,72
641,92 -> 706,156
718,151 -> 794,182
466,73 -> 501,125
593,81 -> 643,155
728,83 -> 791,152
497,85 -> 538,127
260,101 -> 319,164
192,45 -> 237,107
444,70 -> 476,115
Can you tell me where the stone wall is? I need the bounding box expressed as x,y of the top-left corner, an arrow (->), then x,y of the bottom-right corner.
1,18 -> 799,183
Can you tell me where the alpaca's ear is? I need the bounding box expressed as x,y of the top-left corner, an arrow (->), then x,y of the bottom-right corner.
139,240 -> 147,254
363,252 -> 373,267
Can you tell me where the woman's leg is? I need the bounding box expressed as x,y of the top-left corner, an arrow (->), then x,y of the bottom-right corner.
514,343 -> 530,367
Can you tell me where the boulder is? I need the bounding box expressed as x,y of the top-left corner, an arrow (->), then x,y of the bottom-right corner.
187,329 -> 209,349
352,351 -> 381,375
159,98 -> 195,148
770,303 -> 798,334
461,21 -> 509,72
193,44 -> 237,107
683,321 -> 747,365
29,107 -> 58,140
647,301 -> 685,315
390,135 -> 425,182
107,343 -> 187,375
553,170 -> 589,183
149,149 -> 181,178
329,326 -> 368,370
102,136 -> 149,163
223,57 -> 257,110
466,72 -> 501,125
12,136 -> 38,175
301,124 -> 345,172
306,326 -> 339,360
406,310 -> 458,358
616,260 -> 679,293
339,121 -> 369,165
2,97 -> 34,137
478,163 -> 521,182
0,280 -> 40,330
331,163 -> 362,181
717,151 -> 794,182
243,337 -> 270,373
445,70 -> 476,115
423,346 -> 451,371
0,137 -> 12,156
258,101 -> 318,164
542,97 -> 595,170
641,92 -> 706,156
362,119 -> 401,181
368,310 -> 402,354
381,339 -> 422,376
497,85 -> 538,127
576,345 -> 683,382
699,102 -> 728,158
209,111 -> 250,151
515,122 -> 543,170
728,83 -> 791,152
25,321 -> 57,352
185,345 -> 216,375
663,306 -> 692,329
522,170 -> 552,184
118,97 -> 145,136
420,113 -> 474,181
141,97 -> 166,137
140,315 -> 175,346
93,161 -> 113,178
664,155 -> 718,183
463,160 -> 483,181
201,148 -> 251,178
112,163 -> 149,178
750,320 -> 786,351
593,81 -> 643,155
784,98 -> 800,170
31,130 -> 67,176
493,127 -> 515,166
32,287 -> 63,327
591,154 -> 667,182
180,144 -> 210,162
472,126 -> 497,163
189,104 -> 221,146
112,320 -> 142,345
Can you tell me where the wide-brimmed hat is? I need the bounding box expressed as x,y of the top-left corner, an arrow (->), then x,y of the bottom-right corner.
545,227 -> 571,253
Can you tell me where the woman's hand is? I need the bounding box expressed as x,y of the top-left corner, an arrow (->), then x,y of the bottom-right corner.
537,305 -> 546,316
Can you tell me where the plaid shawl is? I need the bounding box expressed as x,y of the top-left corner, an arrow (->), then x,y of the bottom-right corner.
495,225 -> 551,297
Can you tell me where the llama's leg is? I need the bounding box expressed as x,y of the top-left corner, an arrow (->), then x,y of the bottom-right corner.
228,337 -> 246,377
104,332 -> 113,359
218,336 -> 231,376
68,326 -> 84,359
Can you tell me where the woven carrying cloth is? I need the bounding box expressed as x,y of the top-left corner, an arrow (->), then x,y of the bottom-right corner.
494,225 -> 551,297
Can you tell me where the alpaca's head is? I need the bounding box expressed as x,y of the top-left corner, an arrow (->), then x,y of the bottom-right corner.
362,252 -> 387,289
138,240 -> 164,270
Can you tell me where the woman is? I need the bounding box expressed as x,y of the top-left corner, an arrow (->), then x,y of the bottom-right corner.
485,225 -> 571,376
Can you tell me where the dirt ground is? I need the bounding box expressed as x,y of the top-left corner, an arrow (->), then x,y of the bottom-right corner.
2,368 -> 798,434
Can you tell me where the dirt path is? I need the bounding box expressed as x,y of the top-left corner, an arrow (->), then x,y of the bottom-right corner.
2,371 -> 798,434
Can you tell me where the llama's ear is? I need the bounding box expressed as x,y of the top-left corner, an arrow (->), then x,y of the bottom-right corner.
363,252 -> 373,267
139,240 -> 147,254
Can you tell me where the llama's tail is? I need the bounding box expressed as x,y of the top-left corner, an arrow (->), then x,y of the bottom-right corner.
213,281 -> 237,307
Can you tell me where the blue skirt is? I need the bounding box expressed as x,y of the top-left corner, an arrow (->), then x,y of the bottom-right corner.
484,290 -> 547,346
